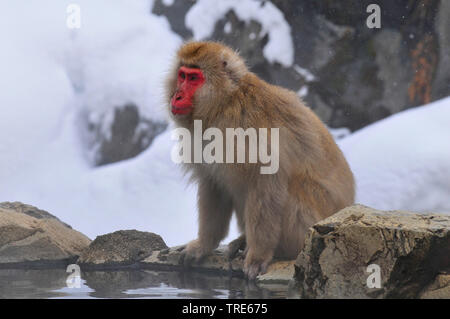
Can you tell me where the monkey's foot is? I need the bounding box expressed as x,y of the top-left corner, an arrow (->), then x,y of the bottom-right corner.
243,251 -> 272,280
226,235 -> 246,260
179,239 -> 213,267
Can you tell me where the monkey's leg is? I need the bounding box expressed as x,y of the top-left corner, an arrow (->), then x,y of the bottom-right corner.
181,179 -> 233,266
243,180 -> 284,280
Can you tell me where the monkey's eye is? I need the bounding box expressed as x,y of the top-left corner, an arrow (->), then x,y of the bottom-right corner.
179,71 -> 186,80
189,74 -> 198,81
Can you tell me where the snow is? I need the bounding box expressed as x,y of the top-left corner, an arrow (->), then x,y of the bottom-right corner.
185,0 -> 294,67
294,64 -> 316,82
63,0 -> 181,136
224,22 -> 232,34
0,0 -> 229,246
0,0 -> 449,252
295,64 -> 316,99
297,86 -> 308,98
162,0 -> 175,6
328,127 -> 351,140
339,97 -> 450,214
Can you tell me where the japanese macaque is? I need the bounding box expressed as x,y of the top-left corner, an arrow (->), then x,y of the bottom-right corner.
166,41 -> 355,279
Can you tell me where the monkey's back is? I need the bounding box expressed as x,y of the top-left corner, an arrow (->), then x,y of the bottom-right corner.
234,74 -> 355,256
265,77 -> 355,209
198,72 -> 355,214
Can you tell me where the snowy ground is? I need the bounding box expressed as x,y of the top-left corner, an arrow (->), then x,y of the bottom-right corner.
339,97 -> 450,214
1,1 -> 449,246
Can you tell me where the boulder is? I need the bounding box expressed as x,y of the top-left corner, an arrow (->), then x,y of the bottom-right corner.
420,273 -> 450,299
0,202 -> 91,267
78,230 -> 168,269
84,103 -> 167,166
294,205 -> 450,298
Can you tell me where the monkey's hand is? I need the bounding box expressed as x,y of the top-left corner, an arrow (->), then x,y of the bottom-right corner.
226,235 -> 246,260
179,239 -> 212,267
243,249 -> 272,280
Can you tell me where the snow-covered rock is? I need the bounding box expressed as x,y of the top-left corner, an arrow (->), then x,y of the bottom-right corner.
185,0 -> 294,67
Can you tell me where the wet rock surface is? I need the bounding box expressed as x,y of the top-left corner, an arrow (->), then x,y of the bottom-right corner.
140,246 -> 295,285
75,237 -> 296,285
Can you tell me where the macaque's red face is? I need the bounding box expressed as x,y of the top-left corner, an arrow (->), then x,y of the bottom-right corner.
171,66 -> 205,115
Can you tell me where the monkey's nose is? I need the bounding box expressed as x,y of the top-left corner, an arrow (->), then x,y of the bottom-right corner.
173,91 -> 184,100
172,91 -> 190,109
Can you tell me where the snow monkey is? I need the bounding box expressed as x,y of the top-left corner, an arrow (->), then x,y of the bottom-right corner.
166,41 -> 355,279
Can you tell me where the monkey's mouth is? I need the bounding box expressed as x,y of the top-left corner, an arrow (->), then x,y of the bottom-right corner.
171,104 -> 193,115
171,92 -> 194,115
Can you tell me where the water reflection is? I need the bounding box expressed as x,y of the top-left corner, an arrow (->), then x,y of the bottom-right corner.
0,269 -> 68,299
0,269 -> 290,299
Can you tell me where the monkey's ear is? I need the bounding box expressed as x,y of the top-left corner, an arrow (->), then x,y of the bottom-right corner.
221,50 -> 247,83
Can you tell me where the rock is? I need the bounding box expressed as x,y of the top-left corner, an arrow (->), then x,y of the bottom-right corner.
433,0 -> 450,101
295,205 -> 450,299
154,0 -> 450,131
420,273 -> 450,299
5,201 -> 447,298
78,230 -> 168,269
269,0 -> 444,129
0,202 -> 70,227
141,245 -> 294,285
256,261 -> 295,284
0,201 -> 297,284
84,103 -> 167,166
141,245 -> 243,274
152,0 -> 195,38
0,202 -> 91,267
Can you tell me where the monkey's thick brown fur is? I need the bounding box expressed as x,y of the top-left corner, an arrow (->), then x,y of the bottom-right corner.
166,41 -> 355,279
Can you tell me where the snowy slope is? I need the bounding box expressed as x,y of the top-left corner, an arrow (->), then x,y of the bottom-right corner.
339,97 -> 450,214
